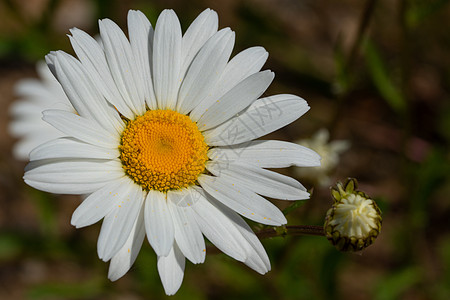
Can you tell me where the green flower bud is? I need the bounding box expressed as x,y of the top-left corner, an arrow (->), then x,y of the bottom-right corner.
324,178 -> 382,252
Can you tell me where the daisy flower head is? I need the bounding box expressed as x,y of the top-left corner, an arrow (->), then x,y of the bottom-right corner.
24,9 -> 321,295
9,61 -> 73,160
294,128 -> 350,187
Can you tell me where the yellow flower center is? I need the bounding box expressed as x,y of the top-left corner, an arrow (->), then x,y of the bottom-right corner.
119,110 -> 208,192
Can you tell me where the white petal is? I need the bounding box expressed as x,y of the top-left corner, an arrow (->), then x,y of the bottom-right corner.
52,51 -> 123,134
12,130 -> 63,160
36,59 -> 58,83
42,110 -> 119,149
24,178 -> 110,194
9,100 -> 43,119
9,116 -> 60,138
71,177 -> 132,228
314,128 -> 329,144
153,9 -> 182,110
99,18 -> 146,116
176,28 -> 234,114
206,161 -> 310,200
14,60 -> 68,107
204,94 -> 309,146
97,182 -> 144,261
108,203 -> 146,281
168,188 -> 201,207
68,29 -> 135,119
24,159 -> 124,194
144,190 -> 174,256
202,194 -> 270,274
197,175 -> 286,226
181,8 -> 218,77
190,188 -> 248,261
190,46 -> 268,120
208,140 -> 321,168
10,99 -> 66,119
168,191 -> 205,264
330,140 -> 351,153
157,243 -> 185,296
44,51 -> 58,78
30,137 -> 120,161
15,60 -> 67,105
14,78 -> 62,101
215,46 -> 269,99
14,79 -> 49,99
127,10 -> 157,110
196,70 -> 274,130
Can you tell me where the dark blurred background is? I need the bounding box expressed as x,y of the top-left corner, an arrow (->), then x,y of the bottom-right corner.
1,0 -> 450,299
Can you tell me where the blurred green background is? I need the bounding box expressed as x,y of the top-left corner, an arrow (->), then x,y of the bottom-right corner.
1,0 -> 450,299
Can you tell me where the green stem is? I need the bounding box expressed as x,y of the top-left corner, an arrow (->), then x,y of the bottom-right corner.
346,0 -> 379,72
206,225 -> 325,254
329,0 -> 379,138
256,225 -> 325,239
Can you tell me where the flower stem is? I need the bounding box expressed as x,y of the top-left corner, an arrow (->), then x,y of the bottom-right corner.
346,0 -> 379,71
256,225 -> 325,239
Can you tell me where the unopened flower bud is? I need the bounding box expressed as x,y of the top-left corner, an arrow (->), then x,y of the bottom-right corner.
324,178 -> 382,252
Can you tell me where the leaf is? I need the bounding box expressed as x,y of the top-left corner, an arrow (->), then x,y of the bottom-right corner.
0,234 -> 22,261
406,0 -> 450,28
282,200 -> 307,216
333,35 -> 351,95
27,279 -> 104,300
364,40 -> 406,113
374,267 -> 422,300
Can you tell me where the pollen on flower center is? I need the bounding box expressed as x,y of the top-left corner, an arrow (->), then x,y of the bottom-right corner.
119,110 -> 208,192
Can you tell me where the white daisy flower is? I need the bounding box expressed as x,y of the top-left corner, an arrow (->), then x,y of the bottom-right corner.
9,61 -> 73,160
294,128 -> 350,187
24,9 -> 321,295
